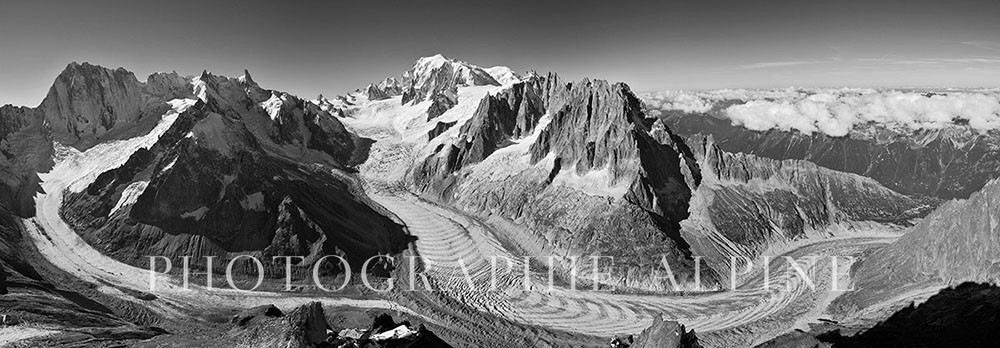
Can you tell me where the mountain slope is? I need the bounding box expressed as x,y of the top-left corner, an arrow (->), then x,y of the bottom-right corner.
659,110 -> 1000,200
681,135 -> 930,276
834,178 -> 1000,314
406,73 -> 706,290
51,65 -> 412,273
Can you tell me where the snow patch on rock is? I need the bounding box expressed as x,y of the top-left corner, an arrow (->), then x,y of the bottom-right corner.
108,181 -> 148,216
61,98 -> 196,193
240,192 -> 266,211
180,206 -> 209,220
260,93 -> 287,121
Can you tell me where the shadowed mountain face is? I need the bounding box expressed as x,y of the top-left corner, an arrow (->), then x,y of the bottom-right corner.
0,105 -> 51,217
758,282 -> 1000,348
833,282 -> 1000,348
46,65 -> 412,272
659,112 -> 1000,200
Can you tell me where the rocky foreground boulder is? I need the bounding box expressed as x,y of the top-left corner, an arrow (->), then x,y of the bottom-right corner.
231,302 -> 452,348
612,315 -> 701,348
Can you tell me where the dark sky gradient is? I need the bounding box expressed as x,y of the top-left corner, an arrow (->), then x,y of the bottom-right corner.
2,0 -> 1000,106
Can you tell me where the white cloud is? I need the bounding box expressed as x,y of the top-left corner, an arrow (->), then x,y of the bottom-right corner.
643,89 -> 1000,137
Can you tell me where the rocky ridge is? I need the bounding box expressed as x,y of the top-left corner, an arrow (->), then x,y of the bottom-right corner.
680,135 -> 930,275
659,111 -> 1000,200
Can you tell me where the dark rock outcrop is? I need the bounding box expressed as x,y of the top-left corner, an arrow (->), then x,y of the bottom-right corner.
444,76 -> 545,170
366,83 -> 391,101
426,121 -> 456,140
378,77 -> 404,96
0,105 -> 51,217
426,91 -> 457,121
284,302 -> 329,346
630,315 -> 701,348
232,304 -> 284,326
230,302 -> 330,348
331,312 -> 453,348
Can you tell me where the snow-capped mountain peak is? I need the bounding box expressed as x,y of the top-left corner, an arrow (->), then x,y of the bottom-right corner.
403,54 -> 499,90
485,66 -> 522,85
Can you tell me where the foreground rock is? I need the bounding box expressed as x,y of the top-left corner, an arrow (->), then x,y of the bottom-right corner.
229,302 -> 329,348
620,315 -> 700,348
331,313 -> 453,348
231,303 -> 452,348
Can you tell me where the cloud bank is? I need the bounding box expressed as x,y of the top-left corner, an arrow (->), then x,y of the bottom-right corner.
643,88 -> 1000,137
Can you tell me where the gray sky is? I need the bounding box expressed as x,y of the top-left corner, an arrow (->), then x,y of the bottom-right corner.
2,0 -> 1000,107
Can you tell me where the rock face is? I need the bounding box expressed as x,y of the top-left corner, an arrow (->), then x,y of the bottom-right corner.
681,135 -> 931,274
59,66 -> 412,273
0,105 -> 51,217
630,315 -> 701,348
835,179 -> 1000,312
378,77 -> 404,96
38,62 -> 193,148
366,83 -> 391,101
232,305 -> 284,326
660,112 -> 1000,200
429,75 -> 546,172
